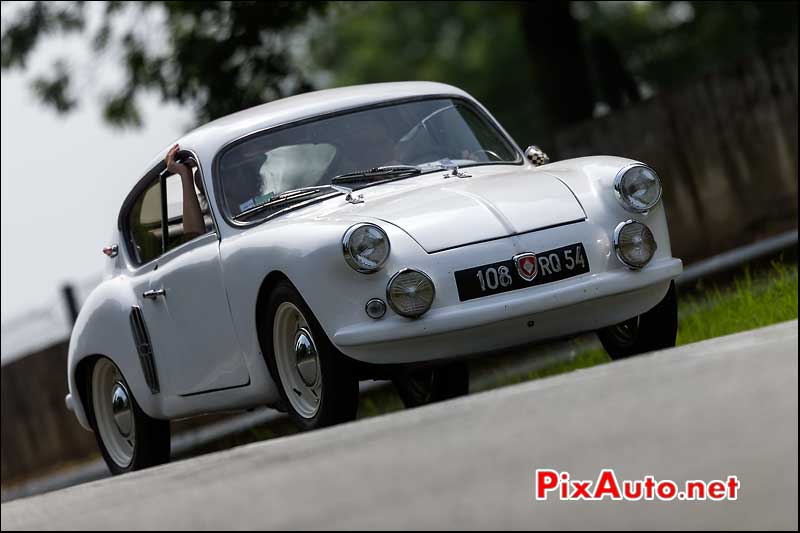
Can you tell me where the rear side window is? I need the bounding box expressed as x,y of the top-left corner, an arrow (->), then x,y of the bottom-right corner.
127,179 -> 163,264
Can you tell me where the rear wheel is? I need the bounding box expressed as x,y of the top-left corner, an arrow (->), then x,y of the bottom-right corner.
598,281 -> 678,360
262,281 -> 359,430
393,361 -> 470,408
88,357 -> 170,475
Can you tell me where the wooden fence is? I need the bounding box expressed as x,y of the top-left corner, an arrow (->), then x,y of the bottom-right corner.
554,43 -> 798,262
1,342 -> 96,483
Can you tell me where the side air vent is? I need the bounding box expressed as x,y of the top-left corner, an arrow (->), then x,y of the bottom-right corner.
130,306 -> 160,393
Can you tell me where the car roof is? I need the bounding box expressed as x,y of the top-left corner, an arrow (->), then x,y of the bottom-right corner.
179,81 -> 472,154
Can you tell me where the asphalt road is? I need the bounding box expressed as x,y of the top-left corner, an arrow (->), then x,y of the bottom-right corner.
2,321 -> 797,530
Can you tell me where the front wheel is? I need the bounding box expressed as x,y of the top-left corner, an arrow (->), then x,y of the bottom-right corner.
262,281 -> 359,431
88,357 -> 170,475
393,361 -> 470,408
598,281 -> 678,360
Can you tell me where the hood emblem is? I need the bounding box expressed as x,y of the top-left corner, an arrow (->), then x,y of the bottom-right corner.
514,253 -> 538,282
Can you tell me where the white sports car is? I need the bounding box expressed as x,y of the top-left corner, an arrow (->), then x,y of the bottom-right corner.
66,82 -> 682,474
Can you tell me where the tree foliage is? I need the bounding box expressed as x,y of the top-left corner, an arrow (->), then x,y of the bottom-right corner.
312,1 -> 546,144
1,0 -> 796,138
1,1 -> 328,127
312,1 -> 797,144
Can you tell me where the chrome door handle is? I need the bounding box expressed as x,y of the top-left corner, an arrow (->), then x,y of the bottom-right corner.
142,288 -> 166,300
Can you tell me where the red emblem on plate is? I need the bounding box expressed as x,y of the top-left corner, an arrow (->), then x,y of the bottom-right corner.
514,253 -> 538,282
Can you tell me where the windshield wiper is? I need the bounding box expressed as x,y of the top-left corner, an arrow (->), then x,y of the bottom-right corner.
331,165 -> 422,184
234,166 -> 422,221
233,185 -> 347,220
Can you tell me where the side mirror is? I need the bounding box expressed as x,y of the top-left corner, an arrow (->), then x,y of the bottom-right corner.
525,145 -> 550,166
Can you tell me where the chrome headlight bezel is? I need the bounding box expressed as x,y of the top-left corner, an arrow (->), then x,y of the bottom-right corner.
386,268 -> 435,318
613,163 -> 663,213
342,223 -> 390,274
613,219 -> 657,269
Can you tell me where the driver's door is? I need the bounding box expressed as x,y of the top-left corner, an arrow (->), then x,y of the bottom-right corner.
146,232 -> 250,396
126,167 -> 250,397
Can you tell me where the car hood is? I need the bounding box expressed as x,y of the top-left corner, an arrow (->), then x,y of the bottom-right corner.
315,165 -> 586,253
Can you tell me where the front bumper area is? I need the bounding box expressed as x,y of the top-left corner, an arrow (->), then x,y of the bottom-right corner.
333,256 -> 682,364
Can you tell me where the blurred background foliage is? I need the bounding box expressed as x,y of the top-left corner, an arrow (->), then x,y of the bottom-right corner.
1,1 -> 797,142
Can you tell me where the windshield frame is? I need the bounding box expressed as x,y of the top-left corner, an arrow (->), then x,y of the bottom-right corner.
212,94 -> 525,228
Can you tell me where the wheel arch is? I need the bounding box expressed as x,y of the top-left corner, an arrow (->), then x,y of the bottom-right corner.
67,278 -> 162,430
71,354 -> 103,430
254,270 -> 293,359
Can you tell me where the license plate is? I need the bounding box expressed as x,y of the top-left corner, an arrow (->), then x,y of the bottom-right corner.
454,243 -> 590,302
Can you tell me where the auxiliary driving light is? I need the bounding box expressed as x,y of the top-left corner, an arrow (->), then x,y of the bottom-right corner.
386,269 -> 435,318
614,220 -> 657,269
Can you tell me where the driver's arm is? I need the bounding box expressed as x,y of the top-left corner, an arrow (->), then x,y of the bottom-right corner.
166,144 -> 205,239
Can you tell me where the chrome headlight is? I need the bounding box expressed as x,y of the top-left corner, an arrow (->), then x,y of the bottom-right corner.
614,220 -> 657,269
387,269 -> 435,318
342,223 -> 390,273
614,164 -> 662,212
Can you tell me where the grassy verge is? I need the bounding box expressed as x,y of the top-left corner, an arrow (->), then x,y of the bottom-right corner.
505,258 -> 798,387
676,261 -> 798,345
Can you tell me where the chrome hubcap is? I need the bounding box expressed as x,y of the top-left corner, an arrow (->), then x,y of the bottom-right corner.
111,382 -> 133,438
273,302 -> 323,419
294,328 -> 319,387
92,359 -> 135,468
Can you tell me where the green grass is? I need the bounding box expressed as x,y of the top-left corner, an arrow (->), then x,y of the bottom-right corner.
505,259 -> 799,386
676,261 -> 798,345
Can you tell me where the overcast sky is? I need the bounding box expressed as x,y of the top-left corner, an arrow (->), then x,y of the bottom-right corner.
0,2 -> 326,330
0,70 -> 186,322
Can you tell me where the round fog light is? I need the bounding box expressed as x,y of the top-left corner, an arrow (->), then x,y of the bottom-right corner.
387,269 -> 435,318
614,220 -> 657,269
365,298 -> 386,319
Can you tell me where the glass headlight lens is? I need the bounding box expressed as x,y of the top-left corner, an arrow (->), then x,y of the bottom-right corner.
615,164 -> 662,212
387,269 -> 435,318
614,220 -> 657,269
342,223 -> 390,273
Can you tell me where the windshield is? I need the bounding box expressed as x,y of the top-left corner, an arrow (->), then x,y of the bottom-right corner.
217,97 -> 520,220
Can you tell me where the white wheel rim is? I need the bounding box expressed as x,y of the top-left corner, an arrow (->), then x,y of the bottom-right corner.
92,359 -> 135,468
273,302 -> 322,419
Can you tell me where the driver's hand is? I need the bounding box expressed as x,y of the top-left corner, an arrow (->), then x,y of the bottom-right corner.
166,144 -> 184,174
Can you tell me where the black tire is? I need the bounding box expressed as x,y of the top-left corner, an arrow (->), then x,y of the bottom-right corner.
87,357 -> 170,475
393,361 -> 470,408
260,280 -> 359,430
597,281 -> 678,360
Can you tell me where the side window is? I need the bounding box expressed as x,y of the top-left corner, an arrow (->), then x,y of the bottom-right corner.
164,165 -> 213,252
128,179 -> 163,264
